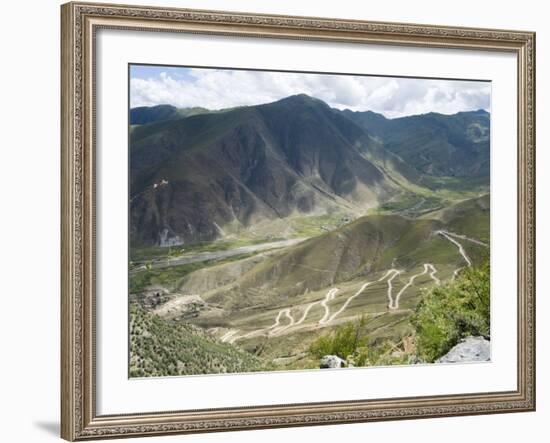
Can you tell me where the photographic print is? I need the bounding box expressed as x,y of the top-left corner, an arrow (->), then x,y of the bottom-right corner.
128,65 -> 491,378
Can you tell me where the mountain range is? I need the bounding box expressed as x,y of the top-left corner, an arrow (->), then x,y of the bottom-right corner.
129,94 -> 490,247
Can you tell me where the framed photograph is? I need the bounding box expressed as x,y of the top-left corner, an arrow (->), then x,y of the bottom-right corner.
61,1 -> 536,440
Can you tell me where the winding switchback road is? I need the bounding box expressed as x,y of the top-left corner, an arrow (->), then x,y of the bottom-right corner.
441,230 -> 488,247
390,264 -> 439,310
426,263 -> 440,285
319,288 -> 340,324
437,230 -> 472,267
391,265 -> 427,310
329,269 -> 399,322
271,309 -> 296,336
226,233 -> 481,343
296,301 -> 321,326
220,329 -> 239,343
437,229 -> 489,278
385,270 -> 402,310
230,304 -> 304,342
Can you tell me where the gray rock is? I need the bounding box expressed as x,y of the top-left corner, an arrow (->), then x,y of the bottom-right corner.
436,336 -> 491,363
320,355 -> 346,369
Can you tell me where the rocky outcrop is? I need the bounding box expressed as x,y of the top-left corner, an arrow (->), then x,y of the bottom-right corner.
436,336 -> 490,363
320,355 -> 347,369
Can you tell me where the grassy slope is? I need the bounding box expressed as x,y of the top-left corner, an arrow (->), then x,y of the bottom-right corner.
423,193 -> 490,242
129,305 -> 263,377
216,196 -> 487,364
127,100 -> 491,375
131,96 -> 443,248
131,193 -> 490,374
197,211 -> 466,309
130,252 -> 259,294
342,109 -> 490,179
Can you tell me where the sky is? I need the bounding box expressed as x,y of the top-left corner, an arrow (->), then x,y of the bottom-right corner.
130,65 -> 491,119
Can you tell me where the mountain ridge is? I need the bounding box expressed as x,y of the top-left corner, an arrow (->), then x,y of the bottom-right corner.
130,94 -> 489,247
131,95 -> 405,246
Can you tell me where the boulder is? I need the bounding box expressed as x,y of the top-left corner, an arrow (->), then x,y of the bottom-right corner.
436,336 -> 490,363
320,355 -> 346,369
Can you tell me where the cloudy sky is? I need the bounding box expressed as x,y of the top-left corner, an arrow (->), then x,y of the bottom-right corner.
130,65 -> 490,119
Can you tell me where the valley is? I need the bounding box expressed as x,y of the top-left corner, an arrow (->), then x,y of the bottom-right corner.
128,94 -> 490,377
130,194 -> 489,374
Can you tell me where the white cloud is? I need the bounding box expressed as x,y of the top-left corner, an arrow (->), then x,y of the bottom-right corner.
130,68 -> 490,118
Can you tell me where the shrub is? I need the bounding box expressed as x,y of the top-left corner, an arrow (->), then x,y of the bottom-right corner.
411,260 -> 490,362
129,305 -> 264,377
309,316 -> 367,362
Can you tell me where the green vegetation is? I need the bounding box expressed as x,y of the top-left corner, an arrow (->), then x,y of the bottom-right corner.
128,196 -> 489,375
129,252 -> 257,293
375,193 -> 443,216
411,259 -> 490,362
129,104 -> 211,126
308,315 -> 415,368
127,95 -> 491,377
418,174 -> 489,193
130,305 -> 263,377
289,213 -> 351,237
130,261 -> 206,293
309,316 -> 370,366
344,108 -> 490,179
130,236 -> 278,262
427,194 -> 490,243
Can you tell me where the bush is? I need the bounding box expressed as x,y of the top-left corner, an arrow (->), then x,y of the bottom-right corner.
309,316 -> 367,362
411,260 -> 490,362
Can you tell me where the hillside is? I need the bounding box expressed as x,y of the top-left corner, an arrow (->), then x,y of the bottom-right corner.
129,305 -> 263,377
128,89 -> 492,376
130,95 -> 409,247
130,104 -> 209,125
179,199 -> 487,313
423,193 -> 490,242
131,193 -> 490,373
340,108 -> 490,180
191,215 -> 435,307
130,95 -> 490,248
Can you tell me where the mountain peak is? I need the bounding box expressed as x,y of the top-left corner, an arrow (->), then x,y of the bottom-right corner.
270,93 -> 327,107
286,93 -> 315,101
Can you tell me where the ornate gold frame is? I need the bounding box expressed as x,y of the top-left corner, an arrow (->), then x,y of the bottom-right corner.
61,2 -> 536,440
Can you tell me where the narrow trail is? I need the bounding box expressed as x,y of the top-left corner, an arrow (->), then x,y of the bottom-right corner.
220,329 -> 239,343
328,269 -> 399,322
438,229 -> 490,281
390,265 -> 428,310
296,301 -> 321,326
437,230 -> 472,267
224,308 -> 286,343
319,288 -> 340,324
230,265 -> 435,342
426,263 -> 440,285
226,229 -> 489,343
385,270 -> 402,310
271,309 -> 295,336
199,228 -> 491,346
230,303 -> 304,343
441,230 -> 488,247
